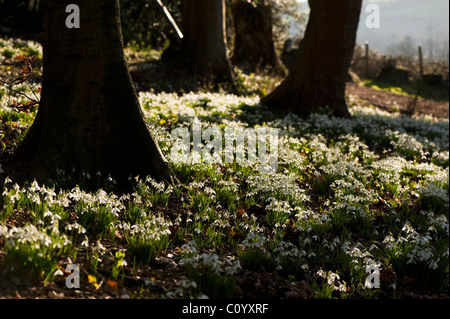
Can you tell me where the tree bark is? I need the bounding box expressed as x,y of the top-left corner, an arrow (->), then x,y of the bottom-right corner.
179,0 -> 235,88
231,0 -> 285,76
261,0 -> 362,118
14,0 -> 174,188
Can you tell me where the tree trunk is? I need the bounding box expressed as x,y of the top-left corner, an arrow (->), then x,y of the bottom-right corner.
179,0 -> 235,88
231,0 -> 285,76
14,0 -> 174,188
261,0 -> 362,118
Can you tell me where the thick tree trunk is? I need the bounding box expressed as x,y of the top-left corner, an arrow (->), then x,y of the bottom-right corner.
231,0 -> 285,76
261,0 -> 362,118
179,0 -> 235,88
14,0 -> 174,188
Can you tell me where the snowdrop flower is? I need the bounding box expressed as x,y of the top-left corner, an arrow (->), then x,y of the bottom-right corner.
81,237 -> 89,247
316,268 -> 326,278
54,269 -> 64,277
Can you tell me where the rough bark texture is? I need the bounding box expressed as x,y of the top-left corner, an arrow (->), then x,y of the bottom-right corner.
231,1 -> 285,76
261,0 -> 363,118
179,0 -> 235,87
14,0 -> 174,188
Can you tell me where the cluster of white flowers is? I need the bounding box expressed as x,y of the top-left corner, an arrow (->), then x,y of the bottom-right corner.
180,240 -> 242,277
294,209 -> 331,227
342,241 -> 378,267
287,104 -> 449,162
246,173 -> 309,204
0,38 -> 42,58
431,150 -> 449,166
276,136 -> 307,166
148,124 -> 174,154
134,176 -> 174,198
316,268 -> 348,292
369,156 -> 449,200
371,156 -> 406,184
0,41 -> 21,62
0,223 -> 71,252
321,237 -> 341,252
321,159 -> 371,181
216,179 -> 239,193
424,211 -> 449,238
389,130 -> 427,159
419,183 -> 449,210
383,222 -> 443,270
71,186 -> 125,214
265,198 -> 295,215
166,279 -> 206,299
139,91 -> 259,125
241,231 -> 268,252
272,240 -> 307,271
122,214 -> 172,242
3,180 -> 68,209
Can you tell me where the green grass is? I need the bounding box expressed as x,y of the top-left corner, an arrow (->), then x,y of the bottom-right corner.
362,79 -> 449,102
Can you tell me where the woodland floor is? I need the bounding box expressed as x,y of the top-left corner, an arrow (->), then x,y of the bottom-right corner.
1,81 -> 448,300
346,82 -> 449,119
0,38 -> 448,300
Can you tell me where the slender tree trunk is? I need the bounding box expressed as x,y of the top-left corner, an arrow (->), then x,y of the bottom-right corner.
262,0 -> 362,118
231,0 -> 285,76
14,0 -> 174,188
179,0 -> 235,88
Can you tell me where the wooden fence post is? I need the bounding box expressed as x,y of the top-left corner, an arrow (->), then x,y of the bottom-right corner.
365,42 -> 370,78
418,45 -> 424,79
